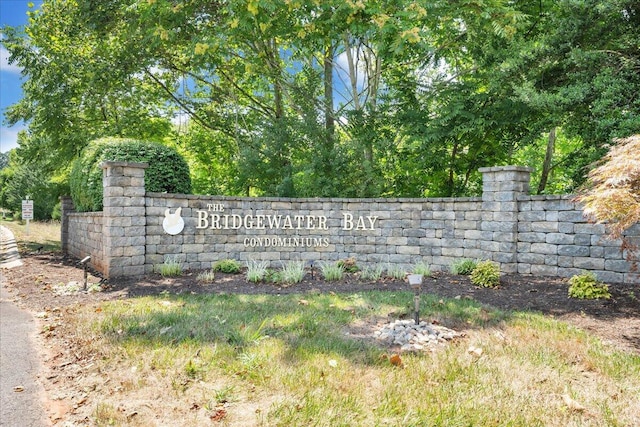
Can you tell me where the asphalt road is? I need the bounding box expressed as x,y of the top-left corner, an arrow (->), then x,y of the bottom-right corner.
1,226 -> 47,426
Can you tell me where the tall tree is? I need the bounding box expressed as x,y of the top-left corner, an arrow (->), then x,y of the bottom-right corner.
5,0 -> 637,198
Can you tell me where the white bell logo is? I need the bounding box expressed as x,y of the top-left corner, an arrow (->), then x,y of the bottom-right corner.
162,207 -> 185,235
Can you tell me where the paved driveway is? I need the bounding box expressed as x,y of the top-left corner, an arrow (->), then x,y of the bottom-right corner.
1,225 -> 47,426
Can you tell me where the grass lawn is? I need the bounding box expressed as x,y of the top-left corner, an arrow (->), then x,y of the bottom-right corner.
1,218 -> 61,252
71,291 -> 640,426
3,220 -> 639,425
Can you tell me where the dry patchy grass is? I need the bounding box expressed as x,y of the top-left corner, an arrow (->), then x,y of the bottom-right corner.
1,219 -> 61,252
57,293 -> 640,427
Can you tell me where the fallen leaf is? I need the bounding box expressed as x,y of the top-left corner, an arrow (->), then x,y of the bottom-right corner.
210,408 -> 227,421
562,393 -> 586,412
389,354 -> 403,367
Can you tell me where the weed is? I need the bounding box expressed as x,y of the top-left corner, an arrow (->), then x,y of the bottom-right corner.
213,259 -> 241,274
93,402 -> 125,426
386,263 -> 406,280
213,385 -> 235,404
196,269 -> 216,283
184,359 -> 201,379
158,256 -> 183,277
450,258 -> 479,275
337,257 -> 359,273
412,262 -> 432,277
360,264 -> 384,281
568,271 -> 611,299
320,261 -> 344,281
470,260 -> 500,287
265,268 -> 283,283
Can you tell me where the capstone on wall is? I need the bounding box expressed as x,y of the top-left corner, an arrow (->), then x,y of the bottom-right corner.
61,162 -> 639,283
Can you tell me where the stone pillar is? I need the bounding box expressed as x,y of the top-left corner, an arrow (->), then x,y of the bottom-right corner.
479,166 -> 532,273
60,196 -> 75,255
101,161 -> 148,278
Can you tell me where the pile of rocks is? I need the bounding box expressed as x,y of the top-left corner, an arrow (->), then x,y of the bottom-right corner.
374,319 -> 461,352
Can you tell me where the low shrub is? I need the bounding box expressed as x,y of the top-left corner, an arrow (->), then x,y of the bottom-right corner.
213,259 -> 242,274
246,260 -> 269,283
568,272 -> 611,299
337,257 -> 359,273
320,262 -> 344,281
196,270 -> 216,283
450,258 -> 478,275
158,256 -> 183,277
386,263 -> 406,280
360,264 -> 384,281
470,260 -> 500,288
412,262 -> 432,277
280,260 -> 306,284
70,137 -> 191,212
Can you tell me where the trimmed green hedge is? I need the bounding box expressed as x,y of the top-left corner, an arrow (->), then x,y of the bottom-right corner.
70,138 -> 191,212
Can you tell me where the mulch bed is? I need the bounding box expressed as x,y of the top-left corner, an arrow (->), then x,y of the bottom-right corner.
3,251 -> 640,354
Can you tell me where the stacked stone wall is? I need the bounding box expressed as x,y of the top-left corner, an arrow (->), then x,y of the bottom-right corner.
145,196 -> 455,273
516,195 -> 638,283
66,212 -> 104,272
61,163 -> 640,283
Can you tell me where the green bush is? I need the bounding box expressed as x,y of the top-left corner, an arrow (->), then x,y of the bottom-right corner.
213,259 -> 242,274
450,258 -> 479,275
568,272 -> 611,300
69,137 -> 191,212
470,260 -> 501,288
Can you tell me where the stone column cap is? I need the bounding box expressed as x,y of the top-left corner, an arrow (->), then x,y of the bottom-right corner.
101,161 -> 149,169
478,165 -> 533,173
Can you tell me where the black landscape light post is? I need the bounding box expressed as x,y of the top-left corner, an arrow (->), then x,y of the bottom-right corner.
408,274 -> 423,325
80,256 -> 91,291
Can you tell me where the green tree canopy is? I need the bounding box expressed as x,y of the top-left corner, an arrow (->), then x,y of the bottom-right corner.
2,0 -> 638,198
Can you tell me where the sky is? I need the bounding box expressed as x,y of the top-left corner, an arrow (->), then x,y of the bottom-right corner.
0,0 -> 41,154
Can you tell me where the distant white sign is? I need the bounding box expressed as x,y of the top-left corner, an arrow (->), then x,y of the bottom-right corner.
22,199 -> 33,220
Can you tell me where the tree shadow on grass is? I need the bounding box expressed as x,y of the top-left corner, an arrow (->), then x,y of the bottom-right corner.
93,290 -> 516,368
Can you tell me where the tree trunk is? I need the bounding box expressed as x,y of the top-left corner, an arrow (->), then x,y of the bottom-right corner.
537,127 -> 556,194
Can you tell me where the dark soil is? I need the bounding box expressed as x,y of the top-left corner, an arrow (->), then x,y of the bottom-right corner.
4,251 -> 640,355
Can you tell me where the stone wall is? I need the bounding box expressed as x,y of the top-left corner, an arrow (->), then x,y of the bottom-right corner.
64,208 -> 104,272
61,162 -> 640,283
516,195 -> 637,283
